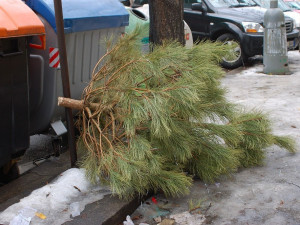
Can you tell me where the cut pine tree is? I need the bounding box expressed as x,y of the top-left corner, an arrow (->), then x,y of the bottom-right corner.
58,28 -> 295,199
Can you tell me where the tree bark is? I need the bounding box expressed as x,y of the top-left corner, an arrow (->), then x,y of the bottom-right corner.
58,97 -> 84,110
58,97 -> 99,110
149,0 -> 185,45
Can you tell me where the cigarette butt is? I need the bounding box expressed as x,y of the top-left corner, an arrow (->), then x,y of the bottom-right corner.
35,212 -> 47,220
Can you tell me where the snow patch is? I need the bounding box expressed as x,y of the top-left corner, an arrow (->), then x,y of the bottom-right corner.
0,168 -> 110,225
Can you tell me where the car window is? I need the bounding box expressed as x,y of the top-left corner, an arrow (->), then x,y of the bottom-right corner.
253,0 -> 268,7
209,0 -> 239,7
255,0 -> 292,10
184,0 -> 202,8
235,0 -> 259,6
278,0 -> 292,11
287,1 -> 300,10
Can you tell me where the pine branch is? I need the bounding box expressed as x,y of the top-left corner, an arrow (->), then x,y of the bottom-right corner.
71,28 -> 296,199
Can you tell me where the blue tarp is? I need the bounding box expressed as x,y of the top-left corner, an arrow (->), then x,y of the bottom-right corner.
26,0 -> 129,33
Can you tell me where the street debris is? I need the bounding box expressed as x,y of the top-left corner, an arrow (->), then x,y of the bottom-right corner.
158,218 -> 175,225
169,211 -> 206,225
123,215 -> 134,225
35,212 -> 46,220
73,186 -> 81,192
9,207 -> 36,225
188,199 -> 203,213
137,201 -> 170,220
123,215 -> 151,225
153,216 -> 162,223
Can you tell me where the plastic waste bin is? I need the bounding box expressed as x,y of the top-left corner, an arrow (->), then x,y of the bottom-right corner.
25,0 -> 129,135
0,0 -> 45,168
126,5 -> 150,52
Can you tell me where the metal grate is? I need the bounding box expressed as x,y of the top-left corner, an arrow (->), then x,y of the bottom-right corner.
285,21 -> 293,33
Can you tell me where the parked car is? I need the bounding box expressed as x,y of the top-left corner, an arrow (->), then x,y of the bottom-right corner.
183,0 -> 299,69
253,0 -> 300,28
283,0 -> 300,13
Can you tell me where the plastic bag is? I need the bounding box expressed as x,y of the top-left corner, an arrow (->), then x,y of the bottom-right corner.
9,207 -> 37,225
123,215 -> 134,225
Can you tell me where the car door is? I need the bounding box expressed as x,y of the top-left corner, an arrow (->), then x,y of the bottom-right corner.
183,0 -> 211,41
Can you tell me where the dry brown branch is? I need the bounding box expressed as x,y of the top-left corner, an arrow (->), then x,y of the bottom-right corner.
135,75 -> 154,87
105,59 -> 145,86
91,118 -> 114,151
91,44 -> 121,76
110,112 -> 116,141
58,97 -> 101,110
58,97 -> 83,110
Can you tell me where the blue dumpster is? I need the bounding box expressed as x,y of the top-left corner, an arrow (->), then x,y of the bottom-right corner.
25,0 -> 129,135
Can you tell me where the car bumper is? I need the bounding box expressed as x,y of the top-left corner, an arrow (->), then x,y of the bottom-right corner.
241,29 -> 299,57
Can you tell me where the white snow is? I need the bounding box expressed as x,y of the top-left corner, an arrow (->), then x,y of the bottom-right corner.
0,168 -> 110,225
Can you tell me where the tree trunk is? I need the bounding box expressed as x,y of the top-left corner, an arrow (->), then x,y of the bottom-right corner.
58,97 -> 99,110
149,0 -> 185,45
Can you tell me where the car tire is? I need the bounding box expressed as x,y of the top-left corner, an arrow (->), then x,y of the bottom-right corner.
217,33 -> 246,69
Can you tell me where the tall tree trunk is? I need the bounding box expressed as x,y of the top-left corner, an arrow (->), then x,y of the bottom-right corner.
149,0 -> 185,45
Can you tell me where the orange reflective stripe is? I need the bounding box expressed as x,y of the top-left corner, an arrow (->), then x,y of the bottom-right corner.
29,35 -> 46,50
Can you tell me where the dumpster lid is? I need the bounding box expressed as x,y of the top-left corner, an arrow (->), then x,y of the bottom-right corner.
0,0 -> 45,38
26,0 -> 129,34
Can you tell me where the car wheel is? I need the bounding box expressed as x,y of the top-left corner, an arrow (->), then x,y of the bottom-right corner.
217,33 -> 246,69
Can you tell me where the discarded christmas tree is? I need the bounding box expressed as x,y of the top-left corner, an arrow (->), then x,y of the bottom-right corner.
61,29 -> 295,199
